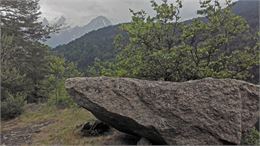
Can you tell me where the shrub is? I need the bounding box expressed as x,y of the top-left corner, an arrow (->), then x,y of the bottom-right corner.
241,128 -> 260,145
1,93 -> 25,120
47,94 -> 76,109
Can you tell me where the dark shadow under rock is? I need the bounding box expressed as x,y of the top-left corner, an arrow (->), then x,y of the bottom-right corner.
76,121 -> 141,145
79,120 -> 110,137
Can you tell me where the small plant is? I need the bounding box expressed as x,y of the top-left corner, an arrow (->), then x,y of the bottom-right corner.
55,95 -> 76,109
241,128 -> 260,145
1,93 -> 25,120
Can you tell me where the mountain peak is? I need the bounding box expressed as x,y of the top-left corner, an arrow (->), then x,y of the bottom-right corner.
42,17 -> 49,26
87,16 -> 112,28
56,16 -> 66,26
45,16 -> 113,48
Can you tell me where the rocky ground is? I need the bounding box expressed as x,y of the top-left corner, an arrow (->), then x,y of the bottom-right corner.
1,120 -> 54,145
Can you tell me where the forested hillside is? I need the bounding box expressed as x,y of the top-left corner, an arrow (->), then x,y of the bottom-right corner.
54,0 -> 259,73
54,25 -> 126,71
232,0 -> 259,30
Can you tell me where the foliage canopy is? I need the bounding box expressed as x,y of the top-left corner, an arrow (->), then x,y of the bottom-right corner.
89,0 -> 259,82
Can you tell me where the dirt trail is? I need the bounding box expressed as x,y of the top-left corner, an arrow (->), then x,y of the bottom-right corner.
1,120 -> 54,145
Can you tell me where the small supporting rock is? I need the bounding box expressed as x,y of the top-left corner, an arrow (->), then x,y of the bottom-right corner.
137,137 -> 152,145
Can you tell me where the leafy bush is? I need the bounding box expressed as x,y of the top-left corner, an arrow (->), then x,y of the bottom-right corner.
241,128 -> 260,145
1,93 -> 25,120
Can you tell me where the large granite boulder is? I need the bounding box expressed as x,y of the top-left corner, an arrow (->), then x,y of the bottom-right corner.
65,77 -> 259,145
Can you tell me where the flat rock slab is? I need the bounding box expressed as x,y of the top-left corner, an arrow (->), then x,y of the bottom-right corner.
66,77 -> 259,145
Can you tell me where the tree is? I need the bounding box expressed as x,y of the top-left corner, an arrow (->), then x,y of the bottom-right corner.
24,42 -> 52,102
48,56 -> 82,104
1,33 -> 26,120
89,0 -> 184,80
92,0 -> 259,82
1,0 -> 58,103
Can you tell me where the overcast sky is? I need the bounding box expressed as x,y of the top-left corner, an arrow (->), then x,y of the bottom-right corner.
39,0 -> 236,26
